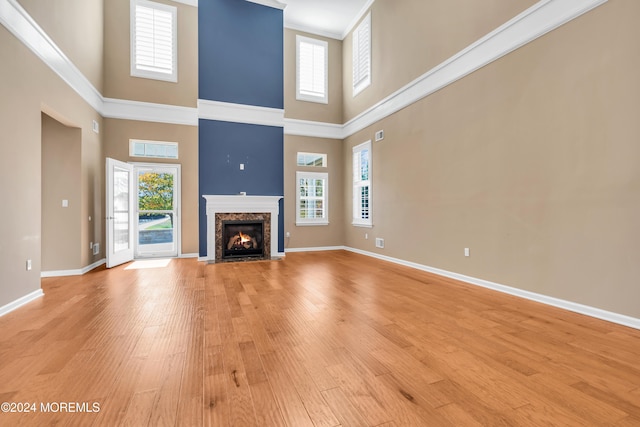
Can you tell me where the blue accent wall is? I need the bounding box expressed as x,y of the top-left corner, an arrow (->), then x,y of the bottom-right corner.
198,0 -> 284,257
198,120 -> 284,256
199,0 -> 284,108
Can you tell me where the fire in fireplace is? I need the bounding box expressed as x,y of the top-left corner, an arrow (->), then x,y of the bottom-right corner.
222,220 -> 264,260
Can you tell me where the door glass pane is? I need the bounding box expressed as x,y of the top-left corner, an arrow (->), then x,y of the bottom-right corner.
138,212 -> 174,249
136,169 -> 177,257
114,212 -> 130,252
113,166 -> 130,252
114,167 -> 130,211
138,172 -> 174,210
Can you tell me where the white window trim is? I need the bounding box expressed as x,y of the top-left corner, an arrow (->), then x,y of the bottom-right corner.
129,139 -> 179,159
296,171 -> 329,226
352,140 -> 372,227
352,12 -> 371,97
296,152 -> 327,168
296,35 -> 329,104
130,0 -> 178,83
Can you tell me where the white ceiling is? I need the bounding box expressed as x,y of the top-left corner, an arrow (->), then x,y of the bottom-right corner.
281,0 -> 372,40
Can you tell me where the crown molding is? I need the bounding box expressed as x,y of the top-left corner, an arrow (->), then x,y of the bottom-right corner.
103,98 -> 198,126
284,118 -> 343,139
170,0 -> 198,6
284,22 -> 342,41
341,0 -> 375,40
199,99 -> 285,128
0,0 -> 103,112
245,0 -> 286,11
342,0 -> 608,139
2,0 -> 608,138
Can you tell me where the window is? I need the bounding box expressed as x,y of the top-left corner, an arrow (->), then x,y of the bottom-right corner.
352,12 -> 371,96
296,35 -> 328,104
297,152 -> 327,167
352,141 -> 372,227
130,139 -> 179,159
296,171 -> 328,226
131,0 -> 177,82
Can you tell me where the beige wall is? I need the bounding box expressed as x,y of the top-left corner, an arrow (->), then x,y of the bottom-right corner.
0,24 -> 103,307
18,0 -> 104,93
342,0 -> 537,122
343,0 -> 640,318
284,29 -> 343,124
103,0 -> 198,106
284,135 -> 344,249
103,119 -> 199,255
41,114 -> 82,271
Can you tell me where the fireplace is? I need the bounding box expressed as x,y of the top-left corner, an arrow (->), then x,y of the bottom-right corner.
203,195 -> 283,263
221,220 -> 264,260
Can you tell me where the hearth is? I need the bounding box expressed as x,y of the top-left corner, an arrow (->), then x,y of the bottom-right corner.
203,195 -> 283,263
222,220 -> 264,260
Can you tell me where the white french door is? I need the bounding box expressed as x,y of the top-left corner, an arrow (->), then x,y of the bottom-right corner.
106,158 -> 134,268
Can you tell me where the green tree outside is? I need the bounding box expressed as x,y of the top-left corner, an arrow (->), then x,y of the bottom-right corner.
138,172 -> 174,226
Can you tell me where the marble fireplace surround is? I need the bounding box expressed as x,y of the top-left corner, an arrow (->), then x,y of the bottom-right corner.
203,195 -> 282,262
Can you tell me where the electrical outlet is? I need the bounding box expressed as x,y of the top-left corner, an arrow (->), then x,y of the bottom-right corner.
464,248 -> 470,257
365,233 -> 368,240
286,232 -> 290,238
375,238 -> 385,248
26,259 -> 32,271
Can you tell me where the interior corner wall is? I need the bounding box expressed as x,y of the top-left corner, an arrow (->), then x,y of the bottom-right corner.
197,0 -> 285,257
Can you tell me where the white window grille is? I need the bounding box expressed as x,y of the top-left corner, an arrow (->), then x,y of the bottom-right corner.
352,12 -> 371,96
130,139 -> 179,159
297,152 -> 327,167
296,171 -> 329,226
131,0 -> 177,82
296,35 -> 328,104
352,141 -> 372,227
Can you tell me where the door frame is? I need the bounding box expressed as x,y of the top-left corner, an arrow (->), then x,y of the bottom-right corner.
132,162 -> 182,259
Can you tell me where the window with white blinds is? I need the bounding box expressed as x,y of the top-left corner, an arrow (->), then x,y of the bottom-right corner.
131,0 -> 177,82
296,171 -> 329,226
352,141 -> 372,227
352,12 -> 371,96
296,35 -> 328,104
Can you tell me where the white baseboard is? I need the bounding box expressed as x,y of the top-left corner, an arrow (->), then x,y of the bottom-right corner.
0,289 -> 44,317
343,247 -> 640,331
179,253 -> 199,258
285,246 -> 346,253
41,258 -> 105,278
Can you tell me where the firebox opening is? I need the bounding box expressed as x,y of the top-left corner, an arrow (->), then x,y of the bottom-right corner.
222,220 -> 265,260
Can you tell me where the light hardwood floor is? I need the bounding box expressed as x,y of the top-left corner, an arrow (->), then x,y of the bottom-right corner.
0,250 -> 639,426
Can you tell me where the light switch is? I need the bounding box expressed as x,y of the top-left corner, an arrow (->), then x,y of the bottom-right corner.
62,200 -> 69,208
240,163 -> 245,170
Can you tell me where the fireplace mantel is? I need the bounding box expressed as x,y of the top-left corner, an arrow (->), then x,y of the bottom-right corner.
203,195 -> 282,262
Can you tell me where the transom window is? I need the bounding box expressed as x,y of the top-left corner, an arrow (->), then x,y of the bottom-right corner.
352,141 -> 372,227
352,12 -> 371,96
297,152 -> 327,168
130,139 -> 179,159
296,171 -> 329,226
130,0 -> 177,82
296,35 -> 328,104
